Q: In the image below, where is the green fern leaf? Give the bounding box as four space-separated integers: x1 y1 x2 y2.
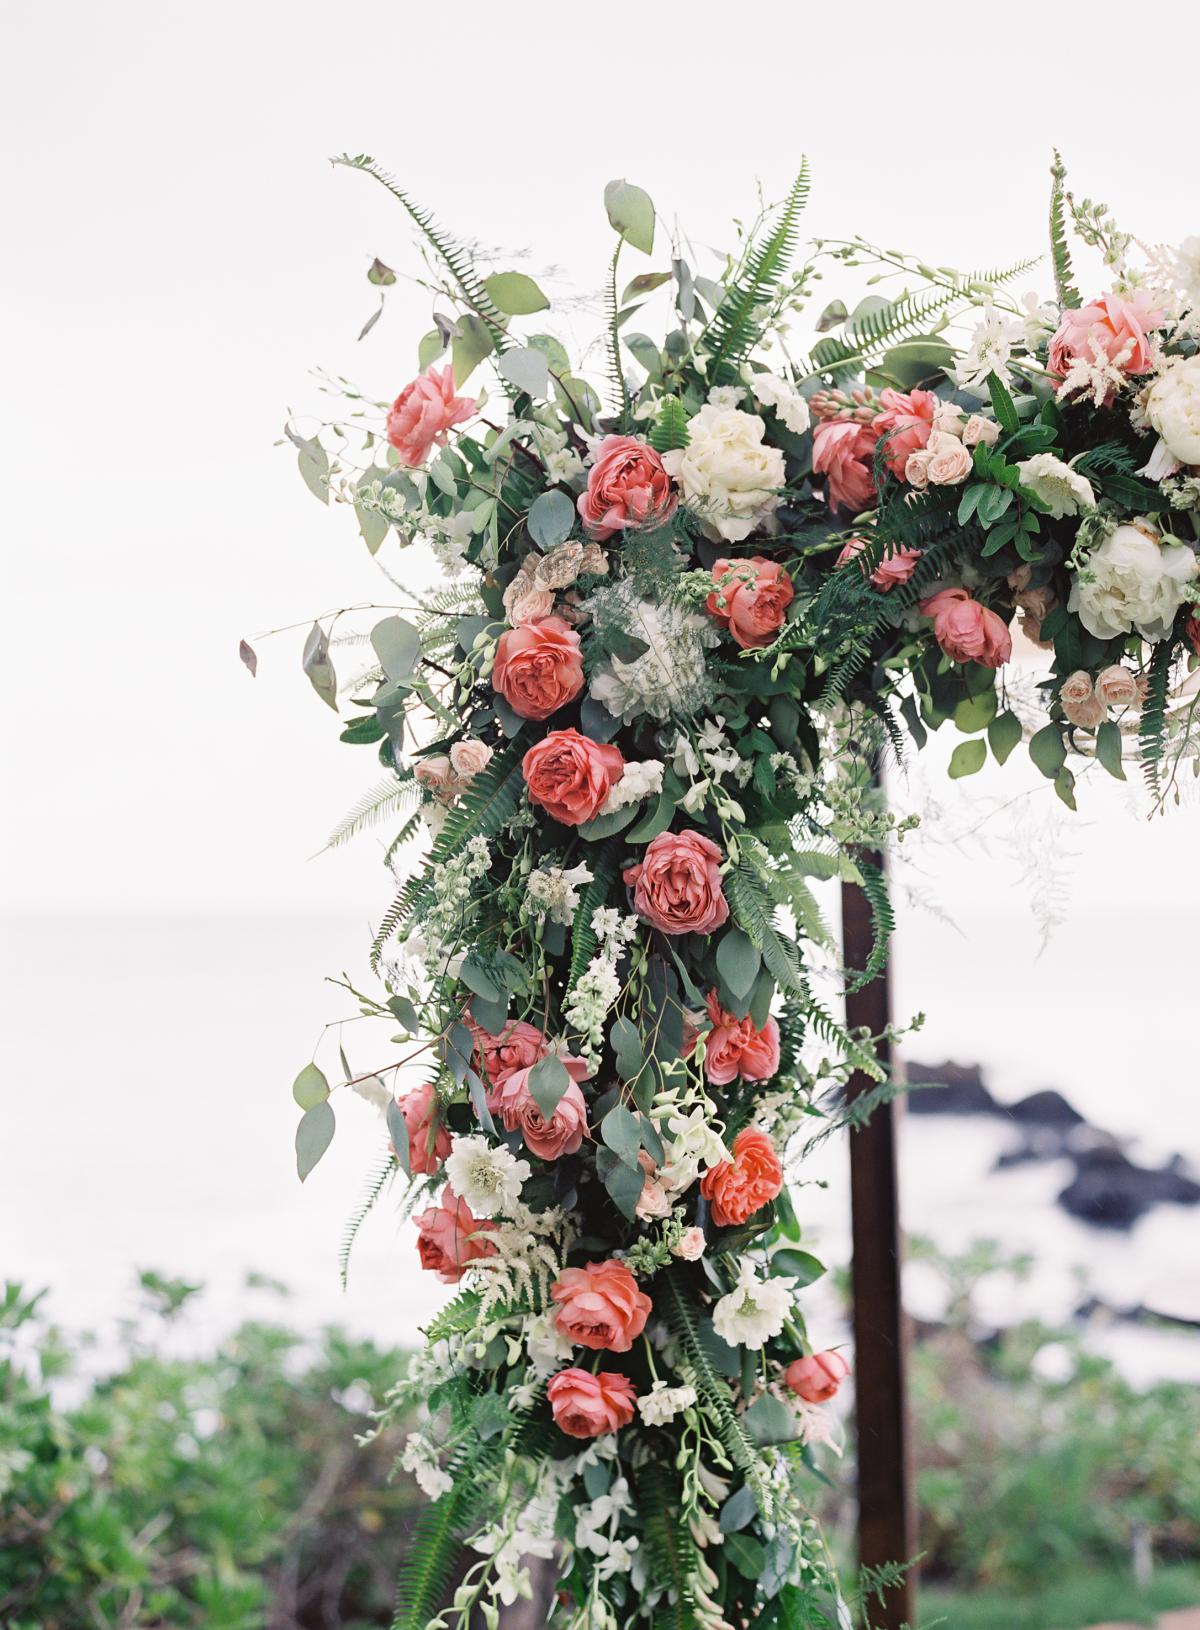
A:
648 395 690 453
325 772 421 851
704 163 810 377
1049 151 1081 310
568 841 620 989
339 1143 397 1289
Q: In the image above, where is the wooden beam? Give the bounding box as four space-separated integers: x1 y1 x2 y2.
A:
842 855 915 1627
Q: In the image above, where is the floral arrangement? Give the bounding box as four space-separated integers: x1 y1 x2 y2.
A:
260 153 1200 1629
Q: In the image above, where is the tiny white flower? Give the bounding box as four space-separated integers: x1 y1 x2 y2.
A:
955 303 1024 396
524 1311 575 1379
400 1432 453 1501
636 1380 698 1427
707 384 746 410
526 861 593 925
748 370 811 436
445 1134 532 1219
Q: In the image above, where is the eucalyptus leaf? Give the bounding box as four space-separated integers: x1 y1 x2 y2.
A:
987 709 1023 766
451 313 494 386
948 738 987 779
367 257 396 287
528 1056 571 1120
600 1104 642 1169
719 1483 758 1534
295 1100 335 1182
385 1098 410 1176
292 1063 329 1110
483 271 550 315
498 347 549 399
370 616 421 681
742 1391 800 1446
604 179 655 255
1029 724 1067 779
610 1017 645 1082
238 639 257 677
716 929 761 1003
527 489 576 549
302 622 338 711
1096 720 1126 780
603 1157 645 1221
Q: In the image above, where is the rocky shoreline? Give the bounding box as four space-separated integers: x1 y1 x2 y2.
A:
906 1061 1200 1230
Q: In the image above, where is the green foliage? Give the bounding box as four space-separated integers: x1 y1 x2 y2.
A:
339 1142 398 1288
567 842 620 989
636 1459 700 1629
704 164 810 377
648 394 691 452
1049 150 1082 310
325 773 422 850
1138 637 1175 802
0 1279 415 1630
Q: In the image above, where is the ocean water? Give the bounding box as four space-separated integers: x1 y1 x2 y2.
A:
3 899 1197 1383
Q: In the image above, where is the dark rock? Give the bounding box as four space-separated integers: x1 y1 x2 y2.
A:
1004 1089 1084 1127
1057 1145 1200 1230
906 1061 998 1116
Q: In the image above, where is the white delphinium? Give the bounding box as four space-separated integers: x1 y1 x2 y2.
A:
748 370 811 436
1016 454 1096 518
1068 519 1198 640
564 909 640 1067
588 589 719 723
712 1261 796 1350
526 861 593 926
445 1134 531 1219
662 405 787 542
400 1432 453 1501
955 303 1025 395
416 836 492 963
636 1380 698 1427
597 758 664 816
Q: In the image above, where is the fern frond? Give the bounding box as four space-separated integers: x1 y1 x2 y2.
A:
325 772 421 851
568 842 620 989
725 863 806 996
339 1143 397 1289
332 153 508 352
704 163 810 377
842 859 894 993
1049 151 1081 310
606 242 632 424
648 395 691 453
1139 638 1174 801
635 1459 699 1630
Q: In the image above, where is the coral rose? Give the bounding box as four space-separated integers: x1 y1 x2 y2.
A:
706 557 795 649
551 1259 652 1354
397 1080 451 1176
469 1018 548 1092
386 365 476 467
836 536 922 592
577 435 677 541
920 588 1012 669
871 388 937 479
1187 613 1200 659
624 830 729 937
494 1055 590 1160
492 615 584 721
812 419 879 515
703 991 780 1087
547 1368 637 1438
1048 290 1162 383
785 1350 850 1403
414 1189 496 1283
699 1126 783 1228
522 729 625 826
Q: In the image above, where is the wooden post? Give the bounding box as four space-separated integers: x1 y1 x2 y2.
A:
842 839 915 1627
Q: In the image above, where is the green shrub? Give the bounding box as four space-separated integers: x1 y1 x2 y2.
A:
0 1275 417 1629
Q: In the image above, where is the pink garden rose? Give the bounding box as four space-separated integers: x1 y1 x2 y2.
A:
785 1350 850 1403
522 729 625 826
386 365 476 467
396 1080 451 1176
577 435 677 541
1048 291 1163 384
493 1055 590 1159
836 536 922 591
1059 670 1107 729
699 1126 783 1228
469 1018 549 1093
920 588 1012 669
706 557 795 649
551 1259 652 1354
1094 665 1141 709
671 1226 707 1261
547 1368 637 1438
624 830 730 937
1188 614 1200 659
492 615 585 721
703 991 781 1086
414 1189 496 1283
871 388 937 479
812 419 879 514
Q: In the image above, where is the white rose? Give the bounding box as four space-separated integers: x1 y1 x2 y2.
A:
1146 355 1200 467
749 370 811 436
932 403 967 437
1016 453 1096 519
661 405 786 543
1068 520 1198 642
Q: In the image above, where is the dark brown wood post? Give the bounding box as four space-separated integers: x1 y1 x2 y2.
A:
842 829 915 1627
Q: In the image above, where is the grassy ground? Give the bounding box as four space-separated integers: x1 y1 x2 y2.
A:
920 1564 1200 1630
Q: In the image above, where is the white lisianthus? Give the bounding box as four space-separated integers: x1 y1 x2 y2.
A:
712 1261 795 1351
1068 521 1198 641
445 1134 532 1219
661 405 786 543
636 1380 698 1427
1016 453 1096 518
748 370 811 436
1145 355 1200 467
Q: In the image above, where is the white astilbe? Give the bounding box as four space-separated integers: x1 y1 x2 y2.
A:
1056 332 1136 407
467 1200 570 1321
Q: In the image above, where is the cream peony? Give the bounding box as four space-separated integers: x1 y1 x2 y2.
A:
1068 521 1198 642
662 405 786 543
1016 454 1095 519
711 1260 795 1350
1145 355 1200 467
